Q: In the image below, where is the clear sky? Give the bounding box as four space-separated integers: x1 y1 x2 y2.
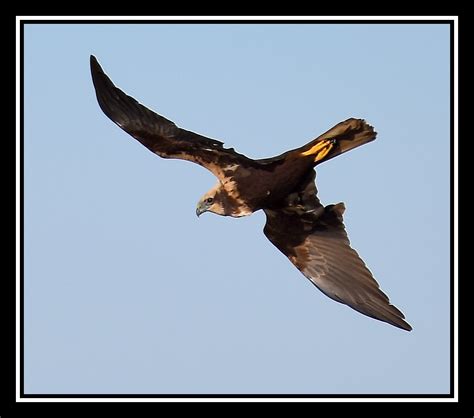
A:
23 22 451 395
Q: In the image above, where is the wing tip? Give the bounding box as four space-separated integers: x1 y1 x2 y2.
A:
90 55 103 77
388 315 412 331
403 323 413 331
378 303 413 331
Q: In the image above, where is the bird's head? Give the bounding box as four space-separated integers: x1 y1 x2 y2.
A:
196 182 252 218
196 183 227 217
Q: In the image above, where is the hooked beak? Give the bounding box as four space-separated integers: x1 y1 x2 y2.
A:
196 205 207 218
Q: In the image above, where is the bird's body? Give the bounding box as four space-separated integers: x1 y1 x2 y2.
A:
90 55 412 331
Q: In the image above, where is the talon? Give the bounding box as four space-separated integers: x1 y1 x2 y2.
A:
300 138 335 162
301 139 331 156
314 144 332 162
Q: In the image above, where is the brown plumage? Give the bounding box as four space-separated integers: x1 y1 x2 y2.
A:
90 55 412 331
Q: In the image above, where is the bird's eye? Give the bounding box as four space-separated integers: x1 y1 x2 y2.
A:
206 197 214 204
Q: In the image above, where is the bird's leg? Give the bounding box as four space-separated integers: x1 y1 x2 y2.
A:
301 139 336 163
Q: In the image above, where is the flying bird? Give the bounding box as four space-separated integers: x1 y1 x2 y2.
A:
90 55 411 331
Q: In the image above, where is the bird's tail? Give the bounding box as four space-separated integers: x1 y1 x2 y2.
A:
297 118 377 165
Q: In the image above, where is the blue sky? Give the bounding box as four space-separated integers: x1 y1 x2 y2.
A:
23 22 451 395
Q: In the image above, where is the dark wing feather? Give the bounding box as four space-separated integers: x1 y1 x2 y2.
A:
90 55 254 181
263 172 411 331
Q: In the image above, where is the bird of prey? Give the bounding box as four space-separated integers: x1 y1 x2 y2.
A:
90 55 412 331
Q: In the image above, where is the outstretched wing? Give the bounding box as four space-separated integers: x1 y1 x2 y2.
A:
90 55 254 181
263 172 411 331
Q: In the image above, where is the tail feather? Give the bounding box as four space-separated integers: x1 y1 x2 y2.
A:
298 118 377 165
